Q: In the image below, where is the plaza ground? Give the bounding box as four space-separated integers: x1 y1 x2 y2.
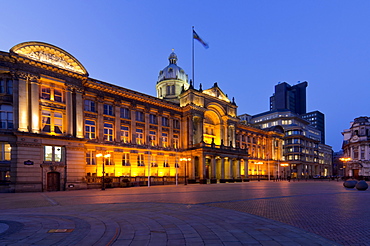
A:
0 180 368 245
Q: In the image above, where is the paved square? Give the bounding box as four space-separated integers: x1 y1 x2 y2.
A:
0 180 367 245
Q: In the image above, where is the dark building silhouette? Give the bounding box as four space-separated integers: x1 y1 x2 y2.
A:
270 81 308 115
301 111 325 144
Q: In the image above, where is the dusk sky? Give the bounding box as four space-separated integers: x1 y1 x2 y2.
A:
2 1 369 151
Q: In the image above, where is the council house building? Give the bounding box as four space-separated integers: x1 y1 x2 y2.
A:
0 42 284 192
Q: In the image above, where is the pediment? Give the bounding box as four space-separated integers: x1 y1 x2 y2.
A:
11 41 87 75
202 85 230 103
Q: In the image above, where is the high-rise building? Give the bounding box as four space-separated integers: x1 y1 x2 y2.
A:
301 111 325 144
270 81 308 115
270 81 325 144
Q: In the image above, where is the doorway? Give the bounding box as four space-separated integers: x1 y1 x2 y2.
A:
47 172 60 191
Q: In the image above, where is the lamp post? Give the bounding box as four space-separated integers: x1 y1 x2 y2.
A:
180 157 191 185
280 163 289 180
96 153 111 190
255 162 263 181
339 157 352 179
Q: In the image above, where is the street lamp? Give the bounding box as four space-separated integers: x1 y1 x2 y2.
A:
339 157 352 178
255 162 263 181
280 163 289 180
180 157 191 185
96 153 111 190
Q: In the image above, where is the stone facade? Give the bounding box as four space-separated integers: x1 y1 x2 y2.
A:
342 116 370 178
0 42 284 192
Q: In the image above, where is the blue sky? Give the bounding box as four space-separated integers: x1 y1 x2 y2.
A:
2 0 370 151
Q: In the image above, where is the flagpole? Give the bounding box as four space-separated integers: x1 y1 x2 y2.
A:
192 26 195 85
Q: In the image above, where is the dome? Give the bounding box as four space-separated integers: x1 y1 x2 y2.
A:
157 51 188 83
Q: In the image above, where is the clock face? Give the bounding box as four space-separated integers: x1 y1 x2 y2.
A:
351 135 359 142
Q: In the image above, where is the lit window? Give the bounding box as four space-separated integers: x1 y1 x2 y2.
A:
41 110 63 134
0 142 11 161
149 130 156 146
84 100 96 112
104 123 113 141
137 153 145 166
86 150 96 165
162 133 168 147
136 129 143 144
41 86 64 102
104 104 114 116
121 126 129 143
0 105 13 129
120 108 130 119
122 153 130 166
173 134 179 148
85 120 96 139
44 146 63 162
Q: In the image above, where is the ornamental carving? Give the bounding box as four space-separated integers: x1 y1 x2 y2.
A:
11 42 87 75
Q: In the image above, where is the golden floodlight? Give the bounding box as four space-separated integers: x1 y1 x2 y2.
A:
280 163 289 167
339 157 352 162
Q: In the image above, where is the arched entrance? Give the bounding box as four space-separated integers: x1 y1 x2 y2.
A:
47 172 60 191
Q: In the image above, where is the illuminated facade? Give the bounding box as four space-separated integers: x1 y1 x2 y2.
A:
249 110 332 178
342 117 370 178
0 42 283 192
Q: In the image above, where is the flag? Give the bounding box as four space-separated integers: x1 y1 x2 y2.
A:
193 30 209 49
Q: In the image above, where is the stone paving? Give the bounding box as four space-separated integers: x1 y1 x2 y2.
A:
0 180 367 245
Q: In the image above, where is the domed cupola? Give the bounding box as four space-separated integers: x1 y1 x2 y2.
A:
156 50 189 104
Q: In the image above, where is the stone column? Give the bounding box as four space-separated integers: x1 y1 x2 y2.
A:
115 103 121 142
75 88 84 138
221 157 225 179
211 156 216 179
29 76 40 133
65 85 73 136
130 108 136 143
97 97 105 141
17 73 29 132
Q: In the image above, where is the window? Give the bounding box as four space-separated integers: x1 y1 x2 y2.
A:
173 119 180 129
84 100 96 112
104 154 112 165
85 120 96 139
104 123 114 141
54 89 63 102
136 129 143 144
149 114 157 124
0 105 13 129
0 79 13 94
137 153 145 166
162 133 168 147
122 153 130 166
120 108 130 119
41 86 51 100
162 117 169 127
121 126 129 143
86 150 96 165
104 104 114 116
173 134 179 148
41 110 63 134
163 156 169 167
136 111 144 122
149 131 157 146
0 142 11 161
41 86 63 102
151 155 157 167
44 146 63 162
